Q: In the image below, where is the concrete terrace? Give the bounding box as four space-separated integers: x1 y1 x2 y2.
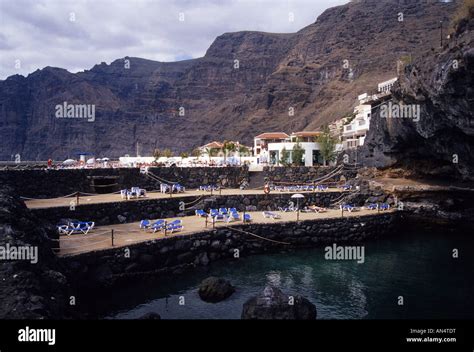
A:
25 187 347 209
56 208 395 256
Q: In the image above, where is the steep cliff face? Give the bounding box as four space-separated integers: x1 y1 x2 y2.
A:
360 11 474 181
0 187 71 318
0 0 456 160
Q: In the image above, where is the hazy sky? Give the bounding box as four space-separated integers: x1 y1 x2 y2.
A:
0 0 347 79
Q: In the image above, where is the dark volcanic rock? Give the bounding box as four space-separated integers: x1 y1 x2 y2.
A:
0 1 456 160
198 277 235 303
241 286 317 320
359 9 474 181
137 312 161 320
0 186 71 319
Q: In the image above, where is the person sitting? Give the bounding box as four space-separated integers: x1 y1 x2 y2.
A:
306 204 327 213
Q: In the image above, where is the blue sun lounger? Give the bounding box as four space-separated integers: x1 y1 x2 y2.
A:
172 183 185 193
140 219 151 229
58 221 95 235
366 203 378 210
212 213 226 222
243 213 252 223
209 209 220 217
263 211 281 219
150 219 166 233
195 209 207 217
227 211 240 222
164 220 183 234
379 203 390 211
340 204 357 212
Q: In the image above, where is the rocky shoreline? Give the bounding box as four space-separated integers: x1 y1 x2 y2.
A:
1 172 473 319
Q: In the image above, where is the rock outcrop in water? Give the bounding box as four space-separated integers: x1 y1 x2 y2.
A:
360 7 474 181
241 286 316 320
0 187 71 319
198 277 235 303
0 1 456 160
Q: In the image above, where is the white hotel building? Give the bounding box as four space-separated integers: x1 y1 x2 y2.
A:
254 131 325 167
341 77 397 149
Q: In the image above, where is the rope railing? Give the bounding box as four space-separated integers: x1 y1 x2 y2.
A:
221 225 290 245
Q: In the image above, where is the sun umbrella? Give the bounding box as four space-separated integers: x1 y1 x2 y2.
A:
86 158 95 164
291 193 305 221
62 159 76 165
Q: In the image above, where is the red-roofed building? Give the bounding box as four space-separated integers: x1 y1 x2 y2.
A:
254 132 290 159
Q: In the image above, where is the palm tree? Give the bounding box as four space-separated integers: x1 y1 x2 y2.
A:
204 147 212 162
238 145 249 165
223 141 236 163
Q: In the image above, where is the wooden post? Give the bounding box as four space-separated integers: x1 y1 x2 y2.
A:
219 187 222 196
243 209 246 223
111 229 114 246
205 216 208 228
341 207 344 218
164 220 168 236
212 217 215 229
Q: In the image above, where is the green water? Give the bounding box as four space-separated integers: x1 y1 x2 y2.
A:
104 227 474 319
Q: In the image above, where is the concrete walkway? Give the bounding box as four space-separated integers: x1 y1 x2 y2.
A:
56 208 394 257
26 187 347 209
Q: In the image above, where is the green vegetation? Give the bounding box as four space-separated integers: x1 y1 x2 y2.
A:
191 148 201 157
162 149 173 158
316 125 337 166
280 147 291 166
153 148 163 160
291 143 305 166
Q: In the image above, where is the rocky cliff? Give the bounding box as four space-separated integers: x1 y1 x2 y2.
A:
360 5 474 181
0 0 456 160
0 187 72 318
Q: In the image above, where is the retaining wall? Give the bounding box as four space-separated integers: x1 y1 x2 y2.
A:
31 192 345 226
0 167 248 198
60 212 398 290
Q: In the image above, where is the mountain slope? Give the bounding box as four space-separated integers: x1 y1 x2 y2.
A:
0 0 457 160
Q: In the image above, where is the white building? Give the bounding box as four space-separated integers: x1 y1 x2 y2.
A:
254 132 290 164
263 131 324 167
378 77 398 93
339 78 398 150
342 102 372 149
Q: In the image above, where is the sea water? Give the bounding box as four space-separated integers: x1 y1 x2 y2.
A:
101 228 473 319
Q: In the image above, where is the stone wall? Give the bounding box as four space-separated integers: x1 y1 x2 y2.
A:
0 167 248 198
31 192 344 226
60 212 399 291
262 166 357 184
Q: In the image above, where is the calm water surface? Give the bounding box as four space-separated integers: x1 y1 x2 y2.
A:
103 228 473 319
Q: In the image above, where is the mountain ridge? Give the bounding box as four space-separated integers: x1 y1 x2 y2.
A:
0 0 457 160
